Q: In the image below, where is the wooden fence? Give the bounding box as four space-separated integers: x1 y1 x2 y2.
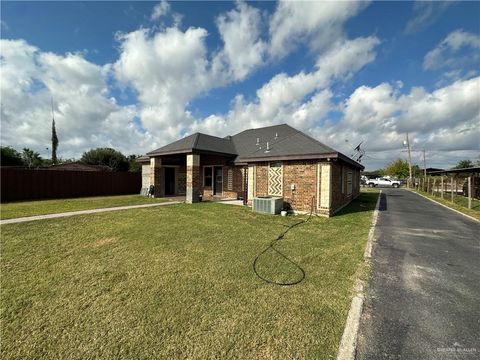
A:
413 175 479 210
0 168 141 202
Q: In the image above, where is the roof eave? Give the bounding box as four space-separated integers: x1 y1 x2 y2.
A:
234 152 364 170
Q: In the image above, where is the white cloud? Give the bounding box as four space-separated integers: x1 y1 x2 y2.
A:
423 29 480 70
0 39 153 159
316 76 480 169
405 1 454 34
113 26 220 144
214 1 266 81
151 0 170 21
189 36 380 136
268 0 369 59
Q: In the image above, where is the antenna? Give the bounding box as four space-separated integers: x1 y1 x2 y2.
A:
354 141 363 152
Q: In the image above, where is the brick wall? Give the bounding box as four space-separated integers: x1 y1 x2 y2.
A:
249 159 361 216
221 166 245 199
255 163 269 196
283 161 317 212
330 161 360 214
141 164 150 189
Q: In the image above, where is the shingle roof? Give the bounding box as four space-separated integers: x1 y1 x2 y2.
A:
145 124 363 169
147 133 236 156
231 124 336 161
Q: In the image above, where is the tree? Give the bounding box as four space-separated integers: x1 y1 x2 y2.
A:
383 159 411 179
1 146 24 166
453 159 474 169
51 119 59 164
22 148 44 168
127 155 142 172
81 148 129 171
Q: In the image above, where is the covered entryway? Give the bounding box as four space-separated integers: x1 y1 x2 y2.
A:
164 167 175 196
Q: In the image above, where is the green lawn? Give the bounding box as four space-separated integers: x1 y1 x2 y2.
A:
0 195 168 220
1 191 378 359
411 189 480 221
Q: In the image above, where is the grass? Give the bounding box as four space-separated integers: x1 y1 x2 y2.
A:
1 191 378 359
411 189 480 221
0 195 168 220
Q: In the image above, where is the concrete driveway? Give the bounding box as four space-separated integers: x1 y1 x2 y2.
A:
356 188 479 359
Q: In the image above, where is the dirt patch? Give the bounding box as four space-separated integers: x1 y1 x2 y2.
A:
86 237 117 248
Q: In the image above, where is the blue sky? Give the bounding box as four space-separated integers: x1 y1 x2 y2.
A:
1 1 479 169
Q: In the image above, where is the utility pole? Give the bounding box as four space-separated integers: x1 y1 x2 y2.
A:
405 133 413 188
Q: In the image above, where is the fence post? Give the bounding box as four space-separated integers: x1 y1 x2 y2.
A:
451 176 454 202
427 177 430 193
441 176 444 199
468 176 472 209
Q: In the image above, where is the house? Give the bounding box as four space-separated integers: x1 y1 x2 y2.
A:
139 124 363 216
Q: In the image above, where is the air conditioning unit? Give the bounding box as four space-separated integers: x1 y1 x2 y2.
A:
252 196 283 215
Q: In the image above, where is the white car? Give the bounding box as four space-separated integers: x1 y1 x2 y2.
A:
367 177 401 188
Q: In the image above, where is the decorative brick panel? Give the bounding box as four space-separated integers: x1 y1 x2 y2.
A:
268 163 283 196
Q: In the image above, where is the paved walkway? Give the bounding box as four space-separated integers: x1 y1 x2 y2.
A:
356 188 480 359
0 201 180 225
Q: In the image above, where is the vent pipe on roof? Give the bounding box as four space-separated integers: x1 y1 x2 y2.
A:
274 132 278 140
265 142 270 153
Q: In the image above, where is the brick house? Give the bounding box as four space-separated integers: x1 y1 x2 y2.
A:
140 124 363 216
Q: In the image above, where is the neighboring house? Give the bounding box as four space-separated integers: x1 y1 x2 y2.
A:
140 124 363 216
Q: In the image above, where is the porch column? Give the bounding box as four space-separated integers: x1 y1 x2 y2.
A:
150 157 163 197
186 153 201 203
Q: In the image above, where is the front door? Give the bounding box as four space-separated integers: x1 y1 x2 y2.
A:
213 166 223 195
164 167 175 195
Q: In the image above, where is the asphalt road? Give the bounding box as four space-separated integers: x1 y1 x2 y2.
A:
356 188 480 359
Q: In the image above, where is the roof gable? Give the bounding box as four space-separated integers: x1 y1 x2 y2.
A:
147 132 236 156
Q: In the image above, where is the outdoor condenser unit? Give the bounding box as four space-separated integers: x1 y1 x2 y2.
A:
252 196 283 215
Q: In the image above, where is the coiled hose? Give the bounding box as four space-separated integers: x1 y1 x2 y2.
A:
252 197 315 286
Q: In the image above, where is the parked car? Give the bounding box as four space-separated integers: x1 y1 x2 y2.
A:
366 177 401 188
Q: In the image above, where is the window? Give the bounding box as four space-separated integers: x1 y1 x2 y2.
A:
347 172 353 195
204 167 212 187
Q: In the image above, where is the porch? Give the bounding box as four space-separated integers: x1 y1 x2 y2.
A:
146 152 247 204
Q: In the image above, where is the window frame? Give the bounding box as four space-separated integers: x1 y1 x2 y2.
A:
203 166 213 187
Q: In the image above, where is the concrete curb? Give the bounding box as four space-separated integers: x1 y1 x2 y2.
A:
407 189 479 223
0 201 181 225
336 190 382 360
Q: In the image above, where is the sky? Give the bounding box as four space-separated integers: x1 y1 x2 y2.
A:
1 1 479 170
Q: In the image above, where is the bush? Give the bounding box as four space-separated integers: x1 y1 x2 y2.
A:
81 148 130 171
